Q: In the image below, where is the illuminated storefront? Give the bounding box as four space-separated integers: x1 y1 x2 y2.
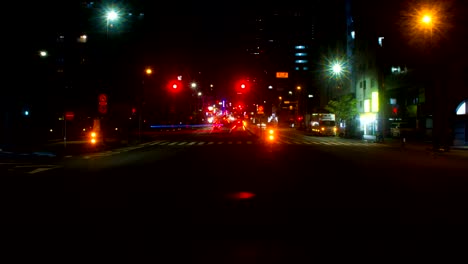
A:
359 92 380 136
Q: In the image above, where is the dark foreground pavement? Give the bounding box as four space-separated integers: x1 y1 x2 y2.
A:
0 136 151 159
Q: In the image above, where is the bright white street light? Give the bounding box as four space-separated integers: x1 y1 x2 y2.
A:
332 63 343 75
107 10 118 21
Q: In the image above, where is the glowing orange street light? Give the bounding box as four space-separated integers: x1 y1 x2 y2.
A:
422 14 432 24
401 1 451 47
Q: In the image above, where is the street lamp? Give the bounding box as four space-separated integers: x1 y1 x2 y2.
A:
401 1 451 48
145 68 153 75
106 10 118 38
332 63 343 76
138 67 153 142
400 1 454 150
325 59 347 102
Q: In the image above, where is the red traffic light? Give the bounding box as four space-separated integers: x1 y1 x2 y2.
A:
167 79 182 91
235 79 250 94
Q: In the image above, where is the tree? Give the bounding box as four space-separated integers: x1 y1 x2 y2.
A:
324 94 358 122
324 94 359 137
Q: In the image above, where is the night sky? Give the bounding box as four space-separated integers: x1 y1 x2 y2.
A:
7 0 468 98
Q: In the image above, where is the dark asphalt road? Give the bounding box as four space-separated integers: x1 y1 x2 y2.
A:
2 127 467 261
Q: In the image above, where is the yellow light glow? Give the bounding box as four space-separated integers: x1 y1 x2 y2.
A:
364 99 370 113
401 1 452 47
372 92 379 112
422 15 432 24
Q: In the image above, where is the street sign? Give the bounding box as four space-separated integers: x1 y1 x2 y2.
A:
276 72 288 78
65 111 74 121
258 105 264 115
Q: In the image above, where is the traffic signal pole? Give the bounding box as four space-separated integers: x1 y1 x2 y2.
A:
63 113 67 149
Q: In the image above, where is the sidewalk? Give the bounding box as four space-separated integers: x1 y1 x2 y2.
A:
362 134 468 150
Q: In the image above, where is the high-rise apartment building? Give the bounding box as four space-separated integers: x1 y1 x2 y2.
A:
242 2 347 122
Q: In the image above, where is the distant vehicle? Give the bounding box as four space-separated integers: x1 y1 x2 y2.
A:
212 119 223 131
230 118 246 132
310 113 337 136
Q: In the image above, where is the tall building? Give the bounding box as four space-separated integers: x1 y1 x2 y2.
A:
242 1 346 125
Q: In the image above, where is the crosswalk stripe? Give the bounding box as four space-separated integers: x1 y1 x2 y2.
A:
77 140 392 159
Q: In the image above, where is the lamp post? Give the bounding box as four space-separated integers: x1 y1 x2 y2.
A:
327 61 344 102
296 86 302 128
421 14 433 42
138 67 153 142
106 10 118 39
403 2 448 149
